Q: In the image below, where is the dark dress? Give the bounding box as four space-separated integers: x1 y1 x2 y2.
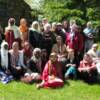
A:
42 31 56 57
27 59 42 74
55 29 66 43
29 29 43 48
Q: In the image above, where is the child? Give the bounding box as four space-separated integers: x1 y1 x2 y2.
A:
65 49 79 79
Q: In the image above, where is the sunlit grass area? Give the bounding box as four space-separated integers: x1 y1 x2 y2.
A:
0 80 100 100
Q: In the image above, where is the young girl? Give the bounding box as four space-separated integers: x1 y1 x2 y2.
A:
65 49 79 79
36 52 64 89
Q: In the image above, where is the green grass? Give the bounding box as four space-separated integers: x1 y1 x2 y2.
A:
0 80 100 100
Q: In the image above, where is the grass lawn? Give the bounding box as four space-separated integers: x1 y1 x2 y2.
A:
0 80 100 100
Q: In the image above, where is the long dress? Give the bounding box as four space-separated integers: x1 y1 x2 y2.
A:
42 60 64 88
5 29 14 49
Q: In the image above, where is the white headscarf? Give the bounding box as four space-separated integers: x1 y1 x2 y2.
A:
1 41 8 69
32 48 42 72
32 48 41 62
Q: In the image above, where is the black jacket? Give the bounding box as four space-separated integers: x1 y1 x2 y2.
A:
29 29 43 48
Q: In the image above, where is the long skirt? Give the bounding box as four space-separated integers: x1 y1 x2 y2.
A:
43 76 64 88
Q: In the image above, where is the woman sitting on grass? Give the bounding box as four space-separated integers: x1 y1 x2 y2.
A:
21 48 42 84
78 53 97 83
36 52 64 89
65 49 79 80
9 42 26 80
0 41 13 84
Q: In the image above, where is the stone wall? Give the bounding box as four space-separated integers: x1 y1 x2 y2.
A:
0 0 32 28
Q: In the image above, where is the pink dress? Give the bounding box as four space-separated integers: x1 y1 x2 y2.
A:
42 60 64 88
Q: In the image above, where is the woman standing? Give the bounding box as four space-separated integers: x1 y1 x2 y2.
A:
19 18 29 46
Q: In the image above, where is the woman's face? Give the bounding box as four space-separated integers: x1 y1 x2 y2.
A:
50 54 58 63
63 21 68 28
93 46 98 52
45 26 51 33
68 50 74 58
13 42 19 52
87 23 92 28
72 26 78 33
20 19 27 26
34 51 41 58
84 54 91 62
52 23 57 30
24 42 30 50
56 36 62 44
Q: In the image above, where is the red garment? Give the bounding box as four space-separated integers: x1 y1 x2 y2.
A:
23 47 32 59
78 33 84 52
79 60 96 71
42 60 64 88
5 30 14 49
65 32 84 53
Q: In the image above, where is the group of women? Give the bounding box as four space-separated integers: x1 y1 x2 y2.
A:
0 17 99 89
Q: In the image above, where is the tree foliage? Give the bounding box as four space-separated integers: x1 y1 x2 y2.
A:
41 0 100 26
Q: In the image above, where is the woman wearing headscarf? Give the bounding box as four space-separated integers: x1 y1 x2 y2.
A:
29 21 43 49
21 48 42 84
5 18 21 49
27 48 42 74
0 41 13 84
